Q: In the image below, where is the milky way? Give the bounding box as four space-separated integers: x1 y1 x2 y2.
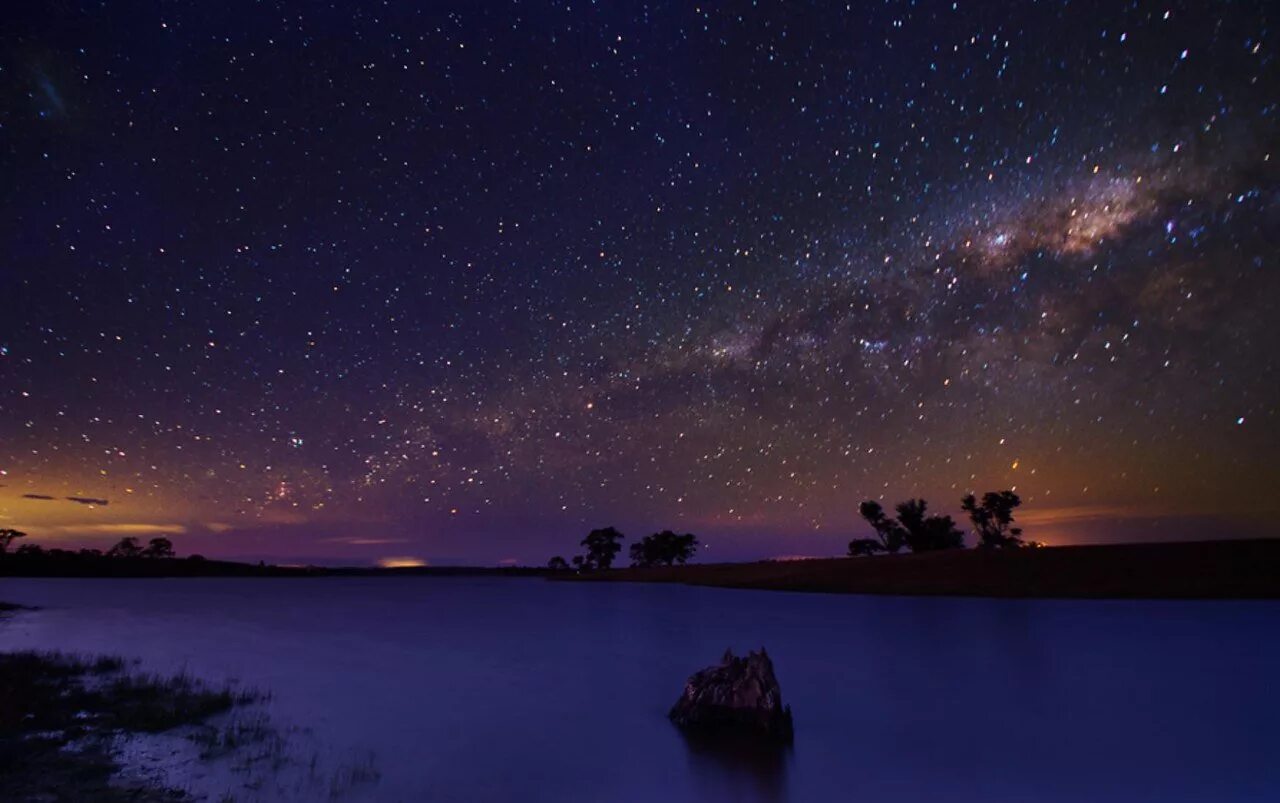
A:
2 1 1276 563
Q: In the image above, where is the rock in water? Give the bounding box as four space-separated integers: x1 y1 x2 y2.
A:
668 648 794 743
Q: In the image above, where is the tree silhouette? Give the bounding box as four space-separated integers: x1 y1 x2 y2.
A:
580 526 625 570
895 498 965 551
857 501 906 553
106 537 143 558
547 555 570 571
142 537 175 558
857 498 964 553
629 530 699 567
0 528 27 554
962 490 1024 548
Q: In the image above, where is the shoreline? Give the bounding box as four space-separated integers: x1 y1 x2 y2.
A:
556 539 1280 600
0 557 551 580
0 617 381 801
4 539 1277 599
0 650 258 801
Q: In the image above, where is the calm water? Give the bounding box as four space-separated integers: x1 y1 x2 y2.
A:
1 577 1276 802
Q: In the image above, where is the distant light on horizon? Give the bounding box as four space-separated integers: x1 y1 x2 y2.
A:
377 557 428 569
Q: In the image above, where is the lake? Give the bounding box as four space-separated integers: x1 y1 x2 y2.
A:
1 577 1276 802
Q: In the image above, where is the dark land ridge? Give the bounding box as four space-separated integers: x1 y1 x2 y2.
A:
557 539 1280 599
0 551 549 579
3 539 1277 598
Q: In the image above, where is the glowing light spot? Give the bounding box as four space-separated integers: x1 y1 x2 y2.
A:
377 557 428 569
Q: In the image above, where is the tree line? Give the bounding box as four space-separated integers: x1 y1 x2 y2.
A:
848 490 1027 556
547 490 1029 572
4 490 1030 573
0 530 186 561
547 527 700 571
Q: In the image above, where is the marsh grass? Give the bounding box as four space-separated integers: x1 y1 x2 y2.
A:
326 752 382 800
191 712 283 765
0 650 260 801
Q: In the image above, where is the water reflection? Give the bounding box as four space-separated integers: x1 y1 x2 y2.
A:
681 729 792 803
0 578 1276 802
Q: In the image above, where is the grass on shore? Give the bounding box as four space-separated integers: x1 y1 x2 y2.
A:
0 650 258 802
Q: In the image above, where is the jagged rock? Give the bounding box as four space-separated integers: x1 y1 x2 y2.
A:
668 647 794 743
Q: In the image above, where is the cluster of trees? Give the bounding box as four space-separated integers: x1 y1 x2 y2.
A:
0 530 182 561
629 530 699 568
849 490 1026 556
547 526 700 571
106 536 177 559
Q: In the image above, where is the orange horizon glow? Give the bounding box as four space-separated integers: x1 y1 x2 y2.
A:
376 556 428 569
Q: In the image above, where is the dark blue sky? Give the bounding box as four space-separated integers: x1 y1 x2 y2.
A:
2 1 1276 564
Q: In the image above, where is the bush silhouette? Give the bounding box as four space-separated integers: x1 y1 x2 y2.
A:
546 556 570 571
847 537 885 557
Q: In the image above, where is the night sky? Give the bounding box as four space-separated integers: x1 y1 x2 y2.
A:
2 1 1277 565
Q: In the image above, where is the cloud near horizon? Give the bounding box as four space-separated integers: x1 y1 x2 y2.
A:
17 493 111 506
39 523 188 537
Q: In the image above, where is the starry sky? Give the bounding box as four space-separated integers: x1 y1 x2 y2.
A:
2 1 1277 566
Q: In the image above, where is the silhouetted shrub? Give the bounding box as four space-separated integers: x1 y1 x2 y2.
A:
847 538 885 557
